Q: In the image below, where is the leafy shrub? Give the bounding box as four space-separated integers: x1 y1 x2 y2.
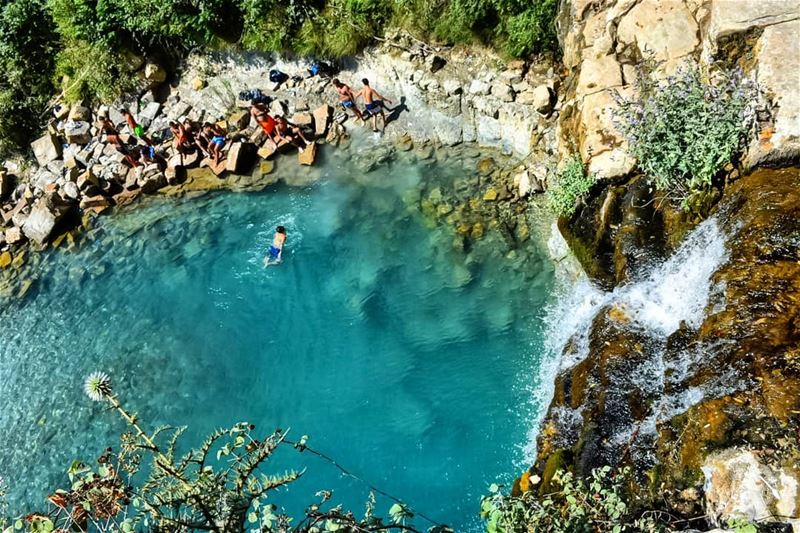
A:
0 372 452 533
613 60 757 203
481 466 664 533
53 39 138 104
547 155 594 217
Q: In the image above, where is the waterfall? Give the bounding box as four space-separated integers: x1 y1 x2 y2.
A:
526 217 729 462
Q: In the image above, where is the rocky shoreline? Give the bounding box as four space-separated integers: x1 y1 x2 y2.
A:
0 35 562 299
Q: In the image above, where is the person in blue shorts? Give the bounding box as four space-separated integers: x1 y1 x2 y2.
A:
201 122 227 164
264 226 287 266
332 79 364 121
356 78 393 133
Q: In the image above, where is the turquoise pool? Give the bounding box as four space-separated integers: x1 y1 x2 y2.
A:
0 147 555 531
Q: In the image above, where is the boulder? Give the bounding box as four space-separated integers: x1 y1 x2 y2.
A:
138 173 167 194
31 133 62 166
492 82 514 102
706 0 799 52
5 226 23 245
745 20 800 169
77 170 99 192
516 170 532 197
191 77 206 91
64 121 92 145
168 101 192 121
468 80 491 96
61 181 79 200
22 197 69 245
138 102 162 128
291 112 313 126
532 85 554 115
0 251 11 269
80 195 111 213
298 142 317 166
443 79 463 95
225 142 257 174
143 62 167 85
258 139 278 159
270 99 288 117
228 110 250 131
616 0 699 61
68 105 91 122
313 104 332 136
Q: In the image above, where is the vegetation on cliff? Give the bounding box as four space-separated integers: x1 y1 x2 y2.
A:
613 60 757 210
0 0 558 157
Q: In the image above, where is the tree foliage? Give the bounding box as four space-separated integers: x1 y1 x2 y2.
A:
0 0 558 156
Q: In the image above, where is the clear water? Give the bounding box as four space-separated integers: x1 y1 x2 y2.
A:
0 148 555 531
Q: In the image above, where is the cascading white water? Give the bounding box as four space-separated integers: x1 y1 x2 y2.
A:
526 217 729 462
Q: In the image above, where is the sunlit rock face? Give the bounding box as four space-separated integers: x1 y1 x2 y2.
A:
555 0 800 183
534 167 800 520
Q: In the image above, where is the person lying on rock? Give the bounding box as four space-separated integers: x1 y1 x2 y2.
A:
121 109 152 145
264 225 287 267
201 122 227 164
98 113 139 168
170 121 196 155
332 79 364 122
355 78 393 133
274 116 309 151
250 100 278 142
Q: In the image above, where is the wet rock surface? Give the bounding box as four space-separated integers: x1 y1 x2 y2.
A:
534 167 800 525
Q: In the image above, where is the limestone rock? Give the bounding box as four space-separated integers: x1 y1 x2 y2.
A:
746 20 800 168
64 121 91 145
191 78 206 91
443 79 463 95
31 133 62 166
270 99 288 117
144 62 167 85
491 82 515 102
5 226 23 245
0 251 11 269
706 0 799 52
313 104 332 137
298 142 317 166
483 187 498 201
225 142 257 174
22 197 68 245
77 170 99 192
616 0 700 61
68 105 91 122
532 85 554 115
228 110 250 131
62 181 79 200
138 102 162 128
703 449 799 525
577 54 622 98
468 80 491 96
291 112 313 126
80 195 111 212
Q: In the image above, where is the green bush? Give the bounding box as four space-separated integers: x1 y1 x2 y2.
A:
547 155 594 217
613 60 757 205
481 467 664 533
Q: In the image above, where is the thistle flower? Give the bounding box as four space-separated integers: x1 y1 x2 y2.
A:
84 371 113 402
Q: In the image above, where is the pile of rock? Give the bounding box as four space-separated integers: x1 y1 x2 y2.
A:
2 74 340 273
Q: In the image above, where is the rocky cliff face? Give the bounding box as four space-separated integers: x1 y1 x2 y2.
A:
534 0 800 527
555 0 799 179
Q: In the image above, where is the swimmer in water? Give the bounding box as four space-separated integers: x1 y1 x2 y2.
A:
264 225 287 266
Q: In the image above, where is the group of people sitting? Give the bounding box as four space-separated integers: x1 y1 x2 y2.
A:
93 73 394 175
333 77 393 133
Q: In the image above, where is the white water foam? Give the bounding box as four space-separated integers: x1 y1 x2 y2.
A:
525 217 729 462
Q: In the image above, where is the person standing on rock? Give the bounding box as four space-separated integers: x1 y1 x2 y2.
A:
121 109 152 145
332 79 364 122
250 100 278 142
356 78 392 133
